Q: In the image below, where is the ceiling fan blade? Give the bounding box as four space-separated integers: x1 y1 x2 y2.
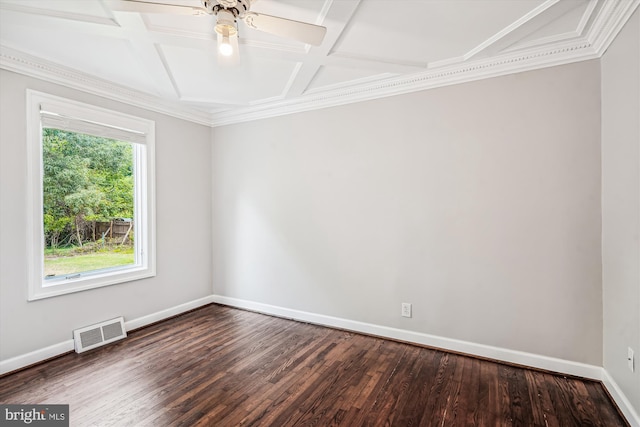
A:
243 12 326 46
105 0 206 15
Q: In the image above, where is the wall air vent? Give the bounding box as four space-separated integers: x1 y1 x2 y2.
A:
73 317 127 353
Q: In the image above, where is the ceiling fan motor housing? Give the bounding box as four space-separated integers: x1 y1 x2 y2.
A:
202 0 251 18
218 0 238 7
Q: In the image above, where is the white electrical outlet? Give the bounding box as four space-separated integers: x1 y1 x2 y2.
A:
401 303 412 318
629 347 635 372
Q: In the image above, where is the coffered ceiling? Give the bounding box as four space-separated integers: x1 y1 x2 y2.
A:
0 0 637 126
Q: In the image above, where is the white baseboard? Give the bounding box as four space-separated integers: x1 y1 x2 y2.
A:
124 295 215 331
0 340 75 376
602 370 640 427
3 293 637 427
0 295 215 376
211 295 603 379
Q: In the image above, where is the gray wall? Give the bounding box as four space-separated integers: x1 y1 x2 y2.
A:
0 70 213 360
602 8 640 413
211 60 603 365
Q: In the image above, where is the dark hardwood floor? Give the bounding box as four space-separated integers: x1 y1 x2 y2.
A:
0 304 628 426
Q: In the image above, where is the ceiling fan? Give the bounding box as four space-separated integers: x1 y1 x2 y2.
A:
107 0 327 62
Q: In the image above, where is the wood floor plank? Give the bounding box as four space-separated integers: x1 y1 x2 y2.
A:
394 349 441 426
0 304 629 427
457 356 481 426
417 352 459 426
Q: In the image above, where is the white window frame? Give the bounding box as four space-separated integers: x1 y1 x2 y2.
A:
26 90 156 301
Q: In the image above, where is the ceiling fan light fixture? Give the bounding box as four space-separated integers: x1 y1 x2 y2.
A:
215 9 238 56
219 33 233 56
108 0 326 63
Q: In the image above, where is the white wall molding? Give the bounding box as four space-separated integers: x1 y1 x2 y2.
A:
0 340 75 377
124 295 214 331
0 46 213 127
210 295 602 380
0 295 214 376
1 1 637 128
588 0 640 53
208 39 599 126
602 370 640 427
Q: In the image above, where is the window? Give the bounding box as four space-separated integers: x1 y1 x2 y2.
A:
27 90 156 300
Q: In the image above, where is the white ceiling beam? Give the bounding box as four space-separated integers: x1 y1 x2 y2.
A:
464 0 585 61
0 7 123 37
282 0 361 98
0 1 118 26
113 13 182 98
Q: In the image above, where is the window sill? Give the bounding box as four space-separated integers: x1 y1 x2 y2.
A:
28 266 156 301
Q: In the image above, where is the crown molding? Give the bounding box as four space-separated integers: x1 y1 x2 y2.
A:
209 0 637 127
0 46 213 126
1 0 637 128
588 0 639 52
209 39 600 127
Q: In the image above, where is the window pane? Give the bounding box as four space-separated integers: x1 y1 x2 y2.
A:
42 128 137 280
28 90 156 300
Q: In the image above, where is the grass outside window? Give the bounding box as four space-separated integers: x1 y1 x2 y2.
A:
44 246 135 278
